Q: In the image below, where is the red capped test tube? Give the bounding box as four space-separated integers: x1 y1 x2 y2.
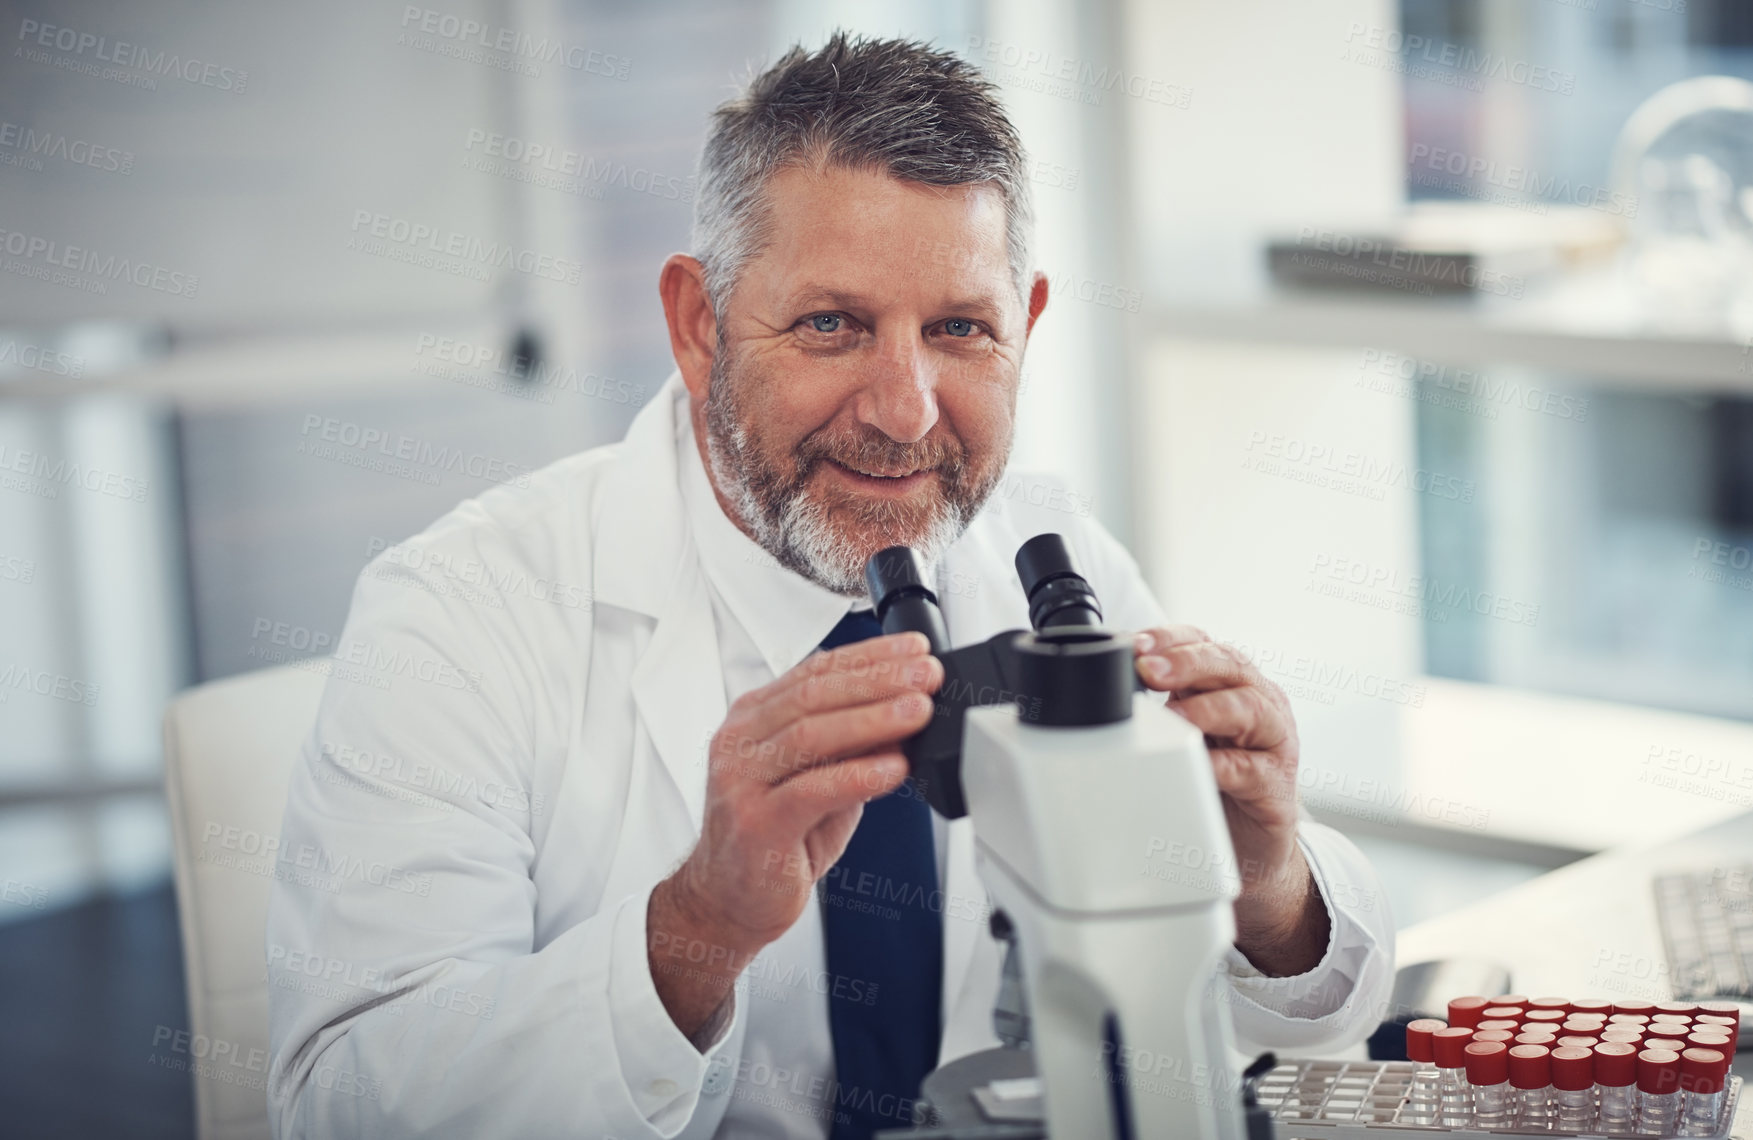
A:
1433 1027 1475 1127
1403 1018 1445 1124
1696 1001 1740 1026
1694 1014 1738 1052
1447 996 1490 1030
1550 1046 1595 1131
1508 1044 1553 1131
1637 1048 1683 1135
1679 1047 1730 1134
1465 1042 1512 1129
1593 1042 1638 1132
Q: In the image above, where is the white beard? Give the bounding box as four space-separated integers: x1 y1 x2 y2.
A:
704 413 968 599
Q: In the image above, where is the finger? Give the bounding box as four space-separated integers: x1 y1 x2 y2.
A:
741 636 941 739
1167 685 1289 751
773 752 911 830
1140 640 1258 696
1133 625 1210 654
767 691 935 774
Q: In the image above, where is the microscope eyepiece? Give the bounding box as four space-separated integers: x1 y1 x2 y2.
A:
864 545 949 653
1014 533 1103 631
860 533 1134 818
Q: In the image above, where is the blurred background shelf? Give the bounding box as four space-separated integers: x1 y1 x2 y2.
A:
1154 275 1753 392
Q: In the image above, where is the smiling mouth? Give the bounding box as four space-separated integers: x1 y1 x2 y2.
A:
835 460 920 479
824 458 935 491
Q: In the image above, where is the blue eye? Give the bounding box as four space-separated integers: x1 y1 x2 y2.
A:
944 318 975 338
810 313 843 333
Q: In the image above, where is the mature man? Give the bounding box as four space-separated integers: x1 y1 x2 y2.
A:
267 34 1392 1140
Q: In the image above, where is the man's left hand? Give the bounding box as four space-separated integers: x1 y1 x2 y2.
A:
1134 625 1330 977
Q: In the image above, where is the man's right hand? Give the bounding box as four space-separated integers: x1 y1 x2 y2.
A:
646 630 942 1044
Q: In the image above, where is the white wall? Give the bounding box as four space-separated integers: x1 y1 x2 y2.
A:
0 0 514 329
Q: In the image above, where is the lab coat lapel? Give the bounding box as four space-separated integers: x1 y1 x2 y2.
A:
596 374 725 833
629 565 724 833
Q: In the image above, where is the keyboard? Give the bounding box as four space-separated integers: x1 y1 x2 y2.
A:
1653 865 1753 1001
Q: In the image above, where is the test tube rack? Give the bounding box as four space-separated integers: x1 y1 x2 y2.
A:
1258 1059 1742 1139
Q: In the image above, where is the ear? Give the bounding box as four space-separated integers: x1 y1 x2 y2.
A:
1023 271 1049 338
660 253 717 403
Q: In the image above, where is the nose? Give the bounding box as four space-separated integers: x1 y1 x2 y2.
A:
855 331 939 444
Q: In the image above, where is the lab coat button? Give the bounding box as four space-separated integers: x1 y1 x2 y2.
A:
648 1077 679 1099
702 1059 731 1094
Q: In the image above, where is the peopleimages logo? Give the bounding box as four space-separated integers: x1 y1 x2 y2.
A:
397 6 629 80
297 414 533 489
462 130 692 202
1407 143 1636 218
0 121 133 175
0 225 199 298
412 334 645 406
1342 22 1576 95
15 18 249 92
347 211 582 285
0 337 84 378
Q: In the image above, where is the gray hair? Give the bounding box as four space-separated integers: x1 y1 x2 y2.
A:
691 32 1034 316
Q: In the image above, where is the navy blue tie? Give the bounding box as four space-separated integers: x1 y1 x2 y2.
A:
817 609 942 1140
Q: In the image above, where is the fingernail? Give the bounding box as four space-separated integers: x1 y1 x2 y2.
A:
1143 657 1170 682
1135 631 1156 652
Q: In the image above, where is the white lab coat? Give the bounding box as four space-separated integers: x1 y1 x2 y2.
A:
266 373 1394 1139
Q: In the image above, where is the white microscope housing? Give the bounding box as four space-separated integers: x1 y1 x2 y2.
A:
963 690 1245 1140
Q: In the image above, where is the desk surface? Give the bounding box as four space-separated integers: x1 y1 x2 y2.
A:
1397 807 1753 1134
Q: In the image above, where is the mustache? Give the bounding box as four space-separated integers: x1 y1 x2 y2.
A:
796 426 966 480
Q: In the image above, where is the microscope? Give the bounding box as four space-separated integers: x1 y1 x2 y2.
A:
863 535 1271 1140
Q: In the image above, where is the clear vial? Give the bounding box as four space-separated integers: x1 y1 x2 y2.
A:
1677 1046 1728 1136
1433 1027 1477 1128
1636 1048 1682 1137
1638 1089 1680 1135
1437 1066 1472 1127
1549 1045 1597 1132
1508 1043 1556 1133
1472 1080 1512 1129
1680 1088 1725 1135
1593 1042 1641 1135
1554 1086 1595 1131
1516 1086 1554 1132
1403 1063 1440 1124
1599 1084 1638 1134
1465 1041 1513 1129
1402 1018 1446 1125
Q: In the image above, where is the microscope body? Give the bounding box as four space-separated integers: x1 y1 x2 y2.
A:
864 534 1252 1139
963 694 1245 1140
